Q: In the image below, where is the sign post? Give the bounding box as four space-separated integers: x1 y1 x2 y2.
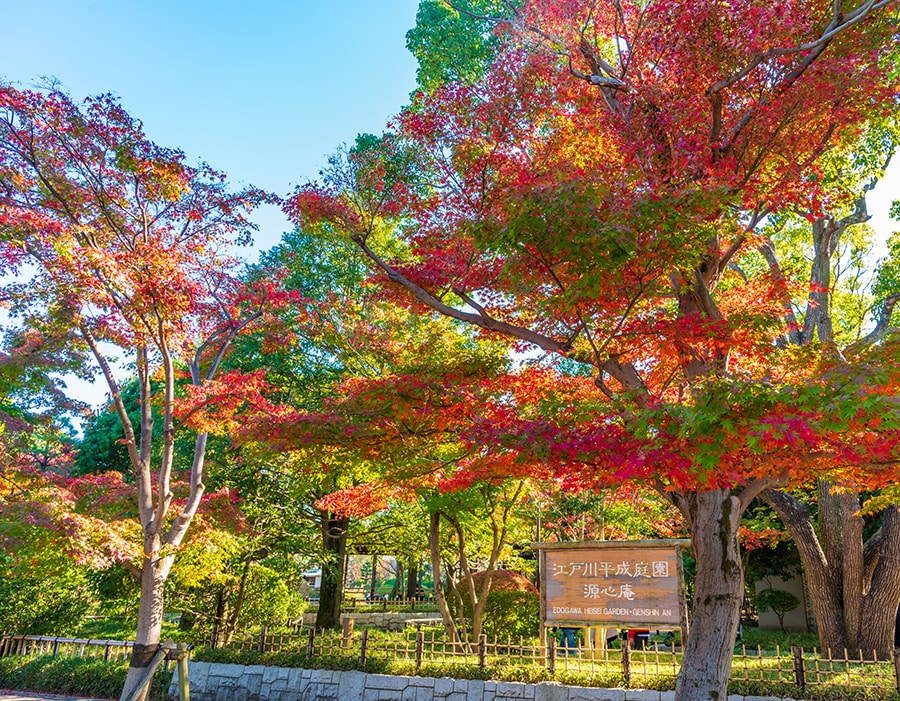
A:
535 540 690 648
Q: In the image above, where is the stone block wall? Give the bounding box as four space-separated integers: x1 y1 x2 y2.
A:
171 661 810 701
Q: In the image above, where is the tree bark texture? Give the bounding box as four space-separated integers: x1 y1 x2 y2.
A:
763 486 900 658
315 513 349 629
675 490 744 701
119 550 174 701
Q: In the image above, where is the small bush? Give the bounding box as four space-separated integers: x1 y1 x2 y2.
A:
481 590 540 639
739 626 820 650
0 655 171 701
0 568 96 635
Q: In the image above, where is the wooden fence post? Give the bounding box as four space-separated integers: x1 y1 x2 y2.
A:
341 618 354 649
306 628 315 658
478 634 487 669
52 638 60 657
547 637 556 675
258 625 267 654
621 635 631 686
360 629 369 668
415 631 424 671
175 643 190 701
791 647 805 690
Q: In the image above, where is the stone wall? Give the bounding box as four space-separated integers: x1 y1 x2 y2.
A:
171 661 809 701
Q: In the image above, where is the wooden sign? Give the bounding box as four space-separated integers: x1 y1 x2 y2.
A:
537 541 687 629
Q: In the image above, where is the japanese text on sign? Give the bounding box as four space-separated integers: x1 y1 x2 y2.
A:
550 560 670 579
541 545 683 626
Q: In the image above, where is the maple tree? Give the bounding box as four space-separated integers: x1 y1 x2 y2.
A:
426 479 530 647
0 84 279 700
290 1 900 698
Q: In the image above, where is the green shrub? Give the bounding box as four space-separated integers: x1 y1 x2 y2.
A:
480 590 540 639
0 655 170 700
739 626 820 650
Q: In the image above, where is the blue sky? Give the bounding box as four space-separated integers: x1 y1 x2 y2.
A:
1 1 896 257
1 1 422 412
1 1 422 254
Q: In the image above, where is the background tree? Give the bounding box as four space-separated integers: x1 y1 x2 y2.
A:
0 460 97 634
0 85 277 700
754 587 801 633
406 0 515 92
754 119 900 656
231 218 388 629
0 318 85 464
426 479 529 648
239 136 511 627
349 500 431 601
290 2 900 699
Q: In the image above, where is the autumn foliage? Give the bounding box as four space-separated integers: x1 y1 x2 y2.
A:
286 1 899 698
0 84 284 700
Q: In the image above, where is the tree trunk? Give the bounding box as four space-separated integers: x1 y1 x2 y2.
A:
369 554 378 601
429 512 463 644
390 563 404 599
406 561 418 600
315 513 349 629
211 587 226 648
675 490 744 701
221 559 252 645
119 552 173 701
763 488 900 658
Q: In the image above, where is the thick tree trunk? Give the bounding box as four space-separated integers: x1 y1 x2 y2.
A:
315 513 349 629
119 552 173 701
406 561 418 600
675 490 744 701
763 488 900 658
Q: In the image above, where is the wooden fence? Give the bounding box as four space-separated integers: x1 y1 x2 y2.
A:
0 635 135 662
4 630 900 699
0 635 189 676
214 626 900 698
